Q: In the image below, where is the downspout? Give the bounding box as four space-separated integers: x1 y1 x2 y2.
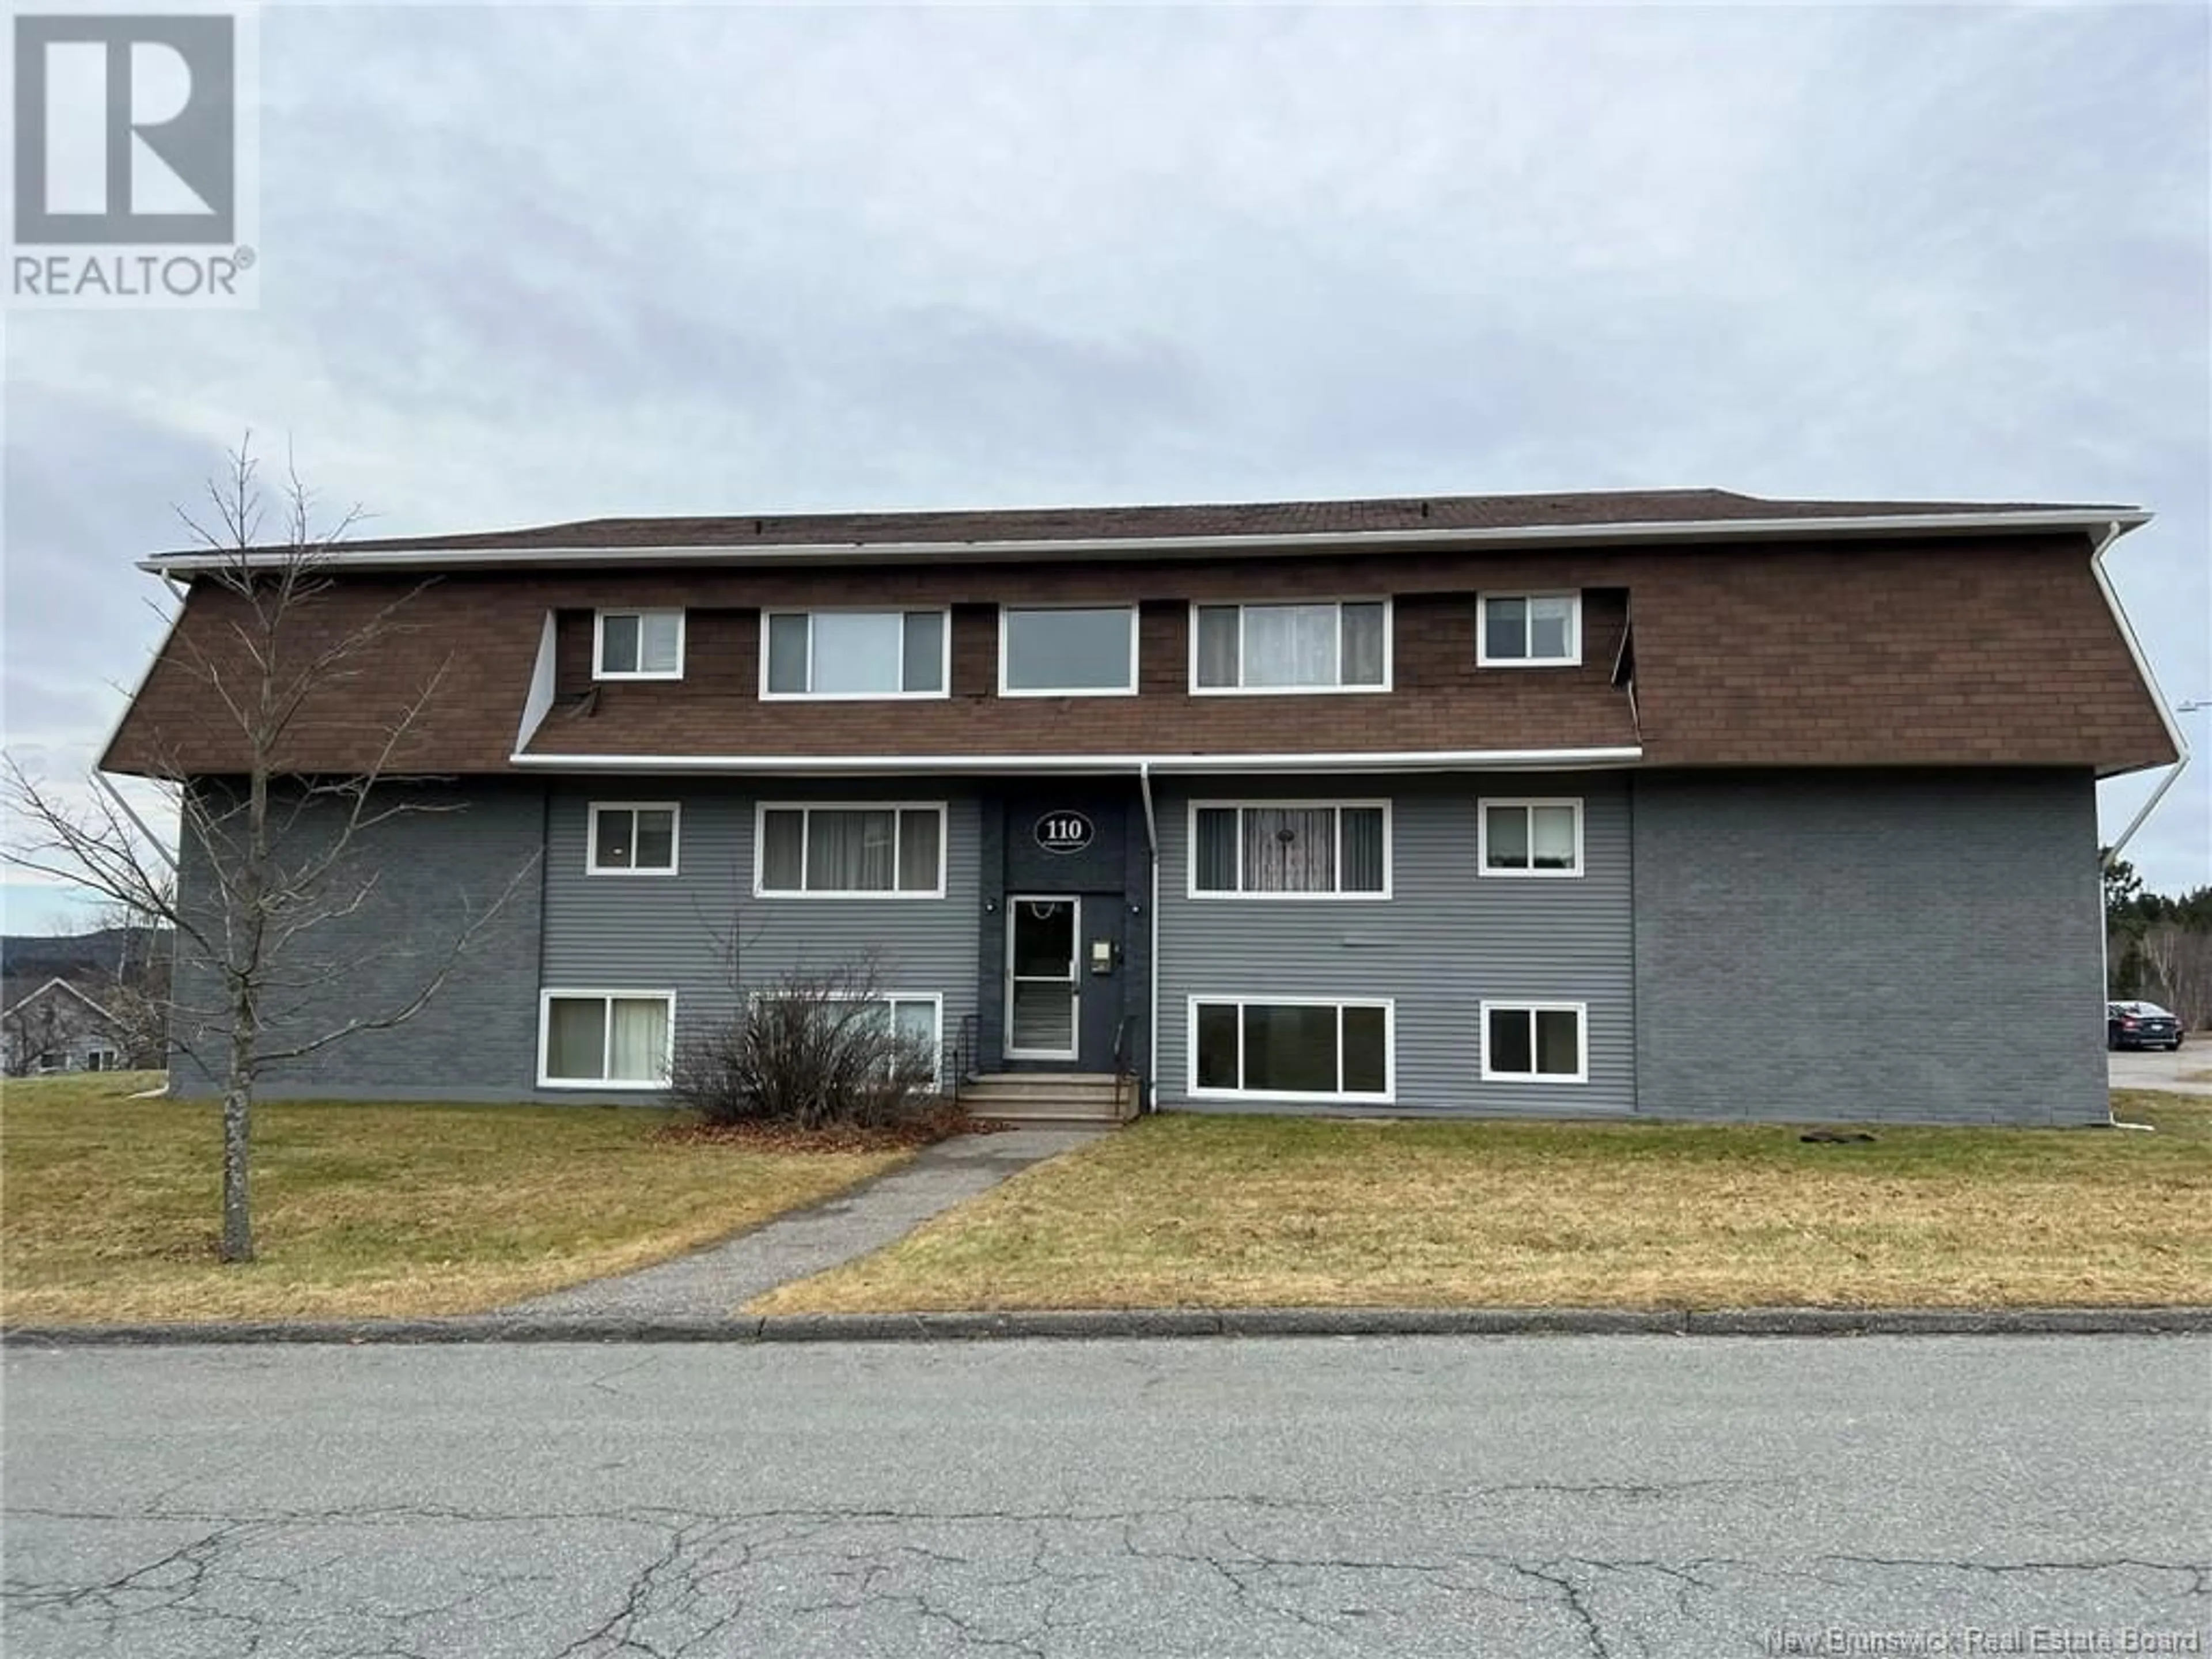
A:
1139 761 1159 1113
2088 520 2190 1131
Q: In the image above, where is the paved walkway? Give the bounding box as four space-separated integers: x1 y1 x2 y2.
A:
499 1127 1104 1319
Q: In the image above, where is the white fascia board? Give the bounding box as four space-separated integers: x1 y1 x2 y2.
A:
507 747 1645 775
139 509 2154 575
2088 520 2190 770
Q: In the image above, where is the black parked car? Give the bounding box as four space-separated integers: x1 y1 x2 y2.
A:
2107 1000 2184 1051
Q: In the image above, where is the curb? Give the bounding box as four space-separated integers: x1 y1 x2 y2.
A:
5 1305 2209 1347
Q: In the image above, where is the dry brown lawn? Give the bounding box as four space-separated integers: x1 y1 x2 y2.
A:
753 1090 2212 1314
2 1073 911 1324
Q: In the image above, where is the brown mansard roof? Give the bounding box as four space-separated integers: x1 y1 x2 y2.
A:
144 487 2144 565
102 507 2181 779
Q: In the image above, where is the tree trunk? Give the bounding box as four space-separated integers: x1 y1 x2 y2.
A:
220 1006 255 1263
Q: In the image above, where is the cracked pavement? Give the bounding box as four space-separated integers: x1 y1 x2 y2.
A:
5 1336 2206 1656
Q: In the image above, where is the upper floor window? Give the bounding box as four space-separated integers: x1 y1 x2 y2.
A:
1190 801 1390 897
596 609 684 680
756 804 946 897
1479 798 1583 877
1191 601 1389 693
1479 593 1580 666
589 803 679 874
763 609 948 699
1000 606 1139 697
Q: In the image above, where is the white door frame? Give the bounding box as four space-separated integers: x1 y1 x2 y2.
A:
1005 894 1081 1062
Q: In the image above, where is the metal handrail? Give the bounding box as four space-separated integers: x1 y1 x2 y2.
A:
1111 1013 1143 1116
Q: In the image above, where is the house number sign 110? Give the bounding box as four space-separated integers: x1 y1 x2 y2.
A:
1036 812 1094 854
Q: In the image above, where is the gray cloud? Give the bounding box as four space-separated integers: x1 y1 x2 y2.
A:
3 2 2205 890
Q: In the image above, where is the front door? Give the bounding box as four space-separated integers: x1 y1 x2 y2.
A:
1006 896 1080 1061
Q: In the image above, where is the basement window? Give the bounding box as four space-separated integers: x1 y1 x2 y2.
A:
539 991 674 1088
1481 1002 1586 1082
1190 998 1393 1101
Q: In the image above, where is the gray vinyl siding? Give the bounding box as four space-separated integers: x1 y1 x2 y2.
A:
1154 774 1635 1116
1631 768 2107 1126
168 780 548 1101
539 782 982 1097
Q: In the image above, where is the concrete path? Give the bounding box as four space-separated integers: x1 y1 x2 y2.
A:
499 1127 1103 1319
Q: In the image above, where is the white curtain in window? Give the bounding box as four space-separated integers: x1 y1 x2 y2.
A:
608 998 669 1082
807 809 896 890
639 613 682 672
1241 806 1336 892
1530 806 1577 869
1243 605 1338 688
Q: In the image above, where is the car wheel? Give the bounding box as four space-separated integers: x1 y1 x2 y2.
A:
2168 1041 2184 1052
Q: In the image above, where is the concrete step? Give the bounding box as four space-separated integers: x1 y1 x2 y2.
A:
960 1072 1135 1124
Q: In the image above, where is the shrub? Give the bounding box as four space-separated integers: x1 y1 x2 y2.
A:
670 965 944 1130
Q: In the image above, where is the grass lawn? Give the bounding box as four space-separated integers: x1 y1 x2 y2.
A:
2 1073 912 1325
752 1090 2212 1314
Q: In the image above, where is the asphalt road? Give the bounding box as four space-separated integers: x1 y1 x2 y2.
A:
2112 1037 2212 1096
4 1336 2206 1657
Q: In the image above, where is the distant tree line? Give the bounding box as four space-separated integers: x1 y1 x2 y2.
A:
2103 851 2212 1028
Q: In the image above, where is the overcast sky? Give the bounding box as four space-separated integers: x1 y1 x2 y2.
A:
3 1 2207 926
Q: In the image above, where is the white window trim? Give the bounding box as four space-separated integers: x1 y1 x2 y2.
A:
759 607 952 702
1479 999 1589 1084
593 609 685 681
1186 598 1393 695
1477 797 1586 880
586 801 683 876
1185 995 1396 1104
997 603 1141 698
537 988 677 1090
1477 591 1582 668
1185 799 1394 900
752 801 950 899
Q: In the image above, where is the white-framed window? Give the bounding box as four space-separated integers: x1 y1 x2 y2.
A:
539 990 675 1088
999 605 1139 697
1188 801 1391 898
588 802 680 874
1479 798 1584 877
83 1047 118 1073
1480 1001 1587 1083
595 609 685 680
1478 593 1581 666
1189 997 1393 1102
761 991 944 1089
1190 600 1390 693
755 803 947 897
762 609 948 699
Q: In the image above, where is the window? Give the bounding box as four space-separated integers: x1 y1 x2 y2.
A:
756 804 946 896
1190 998 1392 1100
1191 601 1389 692
1190 802 1389 897
84 1047 117 1073
1479 593 1580 665
1480 799 1584 877
752 993 944 1088
763 610 947 698
1000 606 1138 696
539 991 675 1088
595 610 684 679
588 804 679 874
1481 1002 1586 1082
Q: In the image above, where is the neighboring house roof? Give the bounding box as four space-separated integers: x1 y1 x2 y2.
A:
100 490 2180 782
2 975 120 1026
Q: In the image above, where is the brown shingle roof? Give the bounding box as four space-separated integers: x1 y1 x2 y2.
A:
101 530 2178 781
149 487 2141 561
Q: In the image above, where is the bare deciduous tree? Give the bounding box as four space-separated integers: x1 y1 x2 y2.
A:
3 440 536 1262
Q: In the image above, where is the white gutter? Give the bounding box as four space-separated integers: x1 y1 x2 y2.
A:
139 507 2154 576
506 746 1646 775
2089 518 2190 820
